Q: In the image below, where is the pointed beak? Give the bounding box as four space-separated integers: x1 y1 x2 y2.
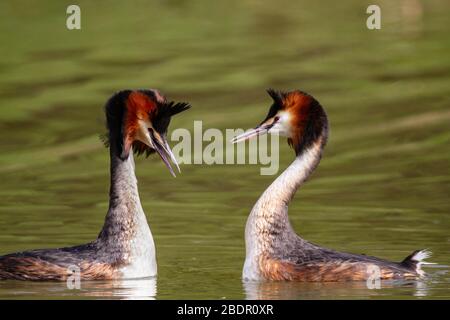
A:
231 123 272 144
148 129 180 177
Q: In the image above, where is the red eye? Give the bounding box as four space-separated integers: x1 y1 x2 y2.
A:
274 116 280 122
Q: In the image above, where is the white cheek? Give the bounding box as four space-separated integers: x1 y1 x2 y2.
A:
269 112 292 137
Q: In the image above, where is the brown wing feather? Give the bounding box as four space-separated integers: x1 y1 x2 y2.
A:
259 256 417 282
0 255 118 281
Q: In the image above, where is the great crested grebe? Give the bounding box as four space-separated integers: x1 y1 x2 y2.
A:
232 89 433 282
0 89 190 281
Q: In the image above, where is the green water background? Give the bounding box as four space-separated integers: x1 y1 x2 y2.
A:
0 0 449 299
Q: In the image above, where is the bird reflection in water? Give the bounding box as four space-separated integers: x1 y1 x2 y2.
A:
243 278 430 300
0 277 157 299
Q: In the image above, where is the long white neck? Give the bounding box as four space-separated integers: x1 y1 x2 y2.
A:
243 137 325 279
260 140 323 206
99 149 146 241
97 147 157 278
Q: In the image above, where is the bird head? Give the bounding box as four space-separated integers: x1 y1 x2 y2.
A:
104 89 190 176
231 89 328 154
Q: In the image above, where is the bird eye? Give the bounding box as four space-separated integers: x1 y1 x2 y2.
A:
274 116 280 122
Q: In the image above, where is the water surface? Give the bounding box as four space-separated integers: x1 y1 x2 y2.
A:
0 0 449 299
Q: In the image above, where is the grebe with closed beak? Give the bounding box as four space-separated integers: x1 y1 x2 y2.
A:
0 89 190 281
232 89 433 282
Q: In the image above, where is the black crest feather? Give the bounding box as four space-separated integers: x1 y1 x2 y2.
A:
261 88 286 125
156 101 191 122
100 90 191 160
153 101 191 134
266 88 284 104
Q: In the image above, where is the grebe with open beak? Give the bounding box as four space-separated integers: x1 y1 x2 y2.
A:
232 89 433 282
0 89 190 281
